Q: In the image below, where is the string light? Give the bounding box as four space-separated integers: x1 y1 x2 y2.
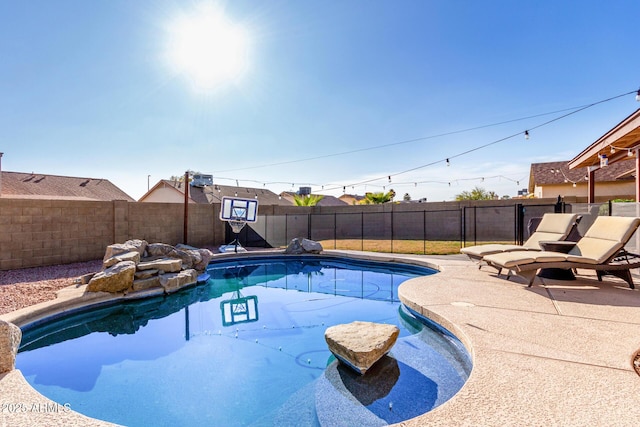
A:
599 154 609 167
637 89 640 102
192 89 639 195
549 168 579 187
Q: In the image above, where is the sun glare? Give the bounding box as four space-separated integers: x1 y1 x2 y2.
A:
165 3 249 93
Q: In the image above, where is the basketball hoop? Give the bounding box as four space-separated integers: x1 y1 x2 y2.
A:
219 197 259 253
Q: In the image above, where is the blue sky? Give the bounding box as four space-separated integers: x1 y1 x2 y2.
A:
1 0 639 202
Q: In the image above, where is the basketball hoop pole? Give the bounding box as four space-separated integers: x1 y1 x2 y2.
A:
229 220 246 253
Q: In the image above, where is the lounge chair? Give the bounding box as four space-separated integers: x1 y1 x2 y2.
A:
483 215 640 288
461 213 580 265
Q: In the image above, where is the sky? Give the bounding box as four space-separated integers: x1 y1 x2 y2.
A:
1 0 639 202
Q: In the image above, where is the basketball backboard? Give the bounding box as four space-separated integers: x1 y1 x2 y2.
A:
220 197 258 222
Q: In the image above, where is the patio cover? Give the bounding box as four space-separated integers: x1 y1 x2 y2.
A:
568 108 640 202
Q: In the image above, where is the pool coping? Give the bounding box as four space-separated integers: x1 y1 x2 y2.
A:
2 250 640 426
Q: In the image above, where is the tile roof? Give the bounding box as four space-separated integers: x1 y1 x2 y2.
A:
145 180 293 206
279 191 348 206
528 159 635 192
1 171 135 201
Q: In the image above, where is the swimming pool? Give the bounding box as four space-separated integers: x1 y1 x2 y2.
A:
16 255 471 426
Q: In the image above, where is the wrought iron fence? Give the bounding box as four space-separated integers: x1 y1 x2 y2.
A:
226 201 626 255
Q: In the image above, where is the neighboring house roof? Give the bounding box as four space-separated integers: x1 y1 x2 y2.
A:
0 171 135 201
528 159 635 194
279 191 347 207
139 180 292 206
339 194 366 205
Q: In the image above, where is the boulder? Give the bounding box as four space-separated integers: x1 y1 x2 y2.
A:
132 276 162 292
137 258 182 273
134 269 159 280
0 321 21 373
301 238 323 253
168 248 194 269
159 269 198 294
146 243 175 257
103 243 139 263
176 244 214 271
103 250 140 268
193 248 214 271
87 261 136 293
324 321 399 375
124 239 148 257
285 238 323 254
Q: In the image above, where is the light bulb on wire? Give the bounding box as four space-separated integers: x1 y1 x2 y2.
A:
524 130 530 140
636 89 640 102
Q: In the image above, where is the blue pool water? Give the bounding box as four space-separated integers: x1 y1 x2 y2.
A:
16 255 471 426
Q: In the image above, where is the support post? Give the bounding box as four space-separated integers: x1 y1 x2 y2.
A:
0 152 3 198
636 149 640 203
588 167 596 204
183 170 189 244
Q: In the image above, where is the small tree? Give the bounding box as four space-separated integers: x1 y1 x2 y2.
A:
361 190 396 204
293 194 324 206
455 186 497 201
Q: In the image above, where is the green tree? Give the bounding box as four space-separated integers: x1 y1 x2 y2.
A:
293 194 324 206
361 189 396 204
455 186 497 201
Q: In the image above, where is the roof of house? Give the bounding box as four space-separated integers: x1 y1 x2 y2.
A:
0 171 135 201
528 159 635 193
339 194 366 205
140 180 292 206
279 191 347 207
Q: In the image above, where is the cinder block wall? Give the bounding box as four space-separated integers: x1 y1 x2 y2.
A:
0 199 224 270
0 199 114 270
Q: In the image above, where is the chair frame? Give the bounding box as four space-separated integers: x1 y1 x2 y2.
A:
492 249 640 289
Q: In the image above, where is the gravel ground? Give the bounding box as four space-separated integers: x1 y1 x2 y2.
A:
0 259 103 315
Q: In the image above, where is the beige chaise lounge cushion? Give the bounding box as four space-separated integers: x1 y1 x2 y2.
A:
460 213 578 258
484 251 568 269
565 216 640 264
484 216 640 268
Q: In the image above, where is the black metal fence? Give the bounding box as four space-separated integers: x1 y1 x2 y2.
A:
225 201 616 255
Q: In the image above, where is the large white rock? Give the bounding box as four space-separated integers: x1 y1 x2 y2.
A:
159 269 198 294
103 243 138 263
124 239 148 257
285 238 323 254
103 250 140 269
137 258 182 273
324 321 399 375
0 321 21 373
87 261 136 293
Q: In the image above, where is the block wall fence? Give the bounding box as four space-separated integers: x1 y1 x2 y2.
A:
0 197 576 271
0 199 225 270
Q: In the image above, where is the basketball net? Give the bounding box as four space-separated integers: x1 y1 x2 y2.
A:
229 219 246 234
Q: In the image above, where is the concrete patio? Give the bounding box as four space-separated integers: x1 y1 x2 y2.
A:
1 251 639 426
